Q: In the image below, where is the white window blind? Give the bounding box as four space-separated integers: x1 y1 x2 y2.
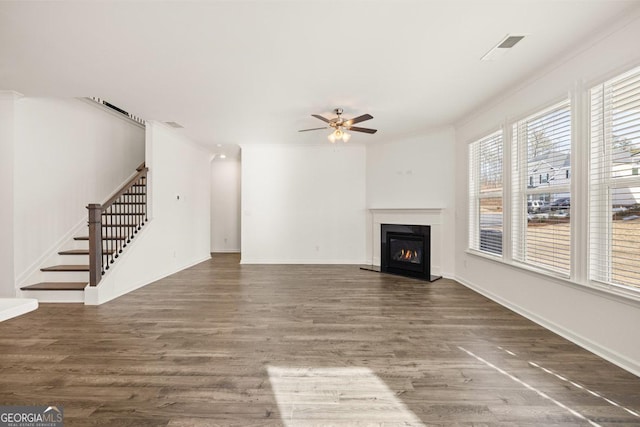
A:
512 100 571 275
590 65 640 292
469 130 503 256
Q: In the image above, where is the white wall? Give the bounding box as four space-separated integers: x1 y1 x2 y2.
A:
366 127 456 276
211 159 241 252
13 98 145 284
241 144 366 264
455 14 640 375
0 92 19 297
366 127 455 209
86 121 211 304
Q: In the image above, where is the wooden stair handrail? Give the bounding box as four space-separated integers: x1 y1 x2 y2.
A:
101 167 148 211
88 166 149 287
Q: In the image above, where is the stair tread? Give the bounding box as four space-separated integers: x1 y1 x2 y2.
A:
59 249 114 255
41 265 90 272
74 236 127 241
21 282 87 291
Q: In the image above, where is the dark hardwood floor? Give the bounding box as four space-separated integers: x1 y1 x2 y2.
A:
1 253 638 426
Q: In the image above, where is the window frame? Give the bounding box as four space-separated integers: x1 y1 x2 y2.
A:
511 99 573 277
464 64 640 303
468 129 504 257
589 65 640 293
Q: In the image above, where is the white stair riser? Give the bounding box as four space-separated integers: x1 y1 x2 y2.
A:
40 271 90 282
56 254 89 264
71 240 89 250
21 290 84 303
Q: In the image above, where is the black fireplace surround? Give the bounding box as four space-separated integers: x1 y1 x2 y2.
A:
381 224 440 282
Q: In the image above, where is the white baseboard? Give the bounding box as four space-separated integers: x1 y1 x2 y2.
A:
211 250 241 253
20 290 84 304
240 258 367 265
440 271 455 280
85 254 212 305
455 274 640 378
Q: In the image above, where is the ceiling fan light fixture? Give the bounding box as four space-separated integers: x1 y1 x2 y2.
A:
300 108 376 142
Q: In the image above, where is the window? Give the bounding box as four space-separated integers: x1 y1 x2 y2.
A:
512 100 571 275
469 131 503 256
590 65 640 291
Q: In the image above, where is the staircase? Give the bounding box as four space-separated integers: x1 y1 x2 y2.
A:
20 164 148 303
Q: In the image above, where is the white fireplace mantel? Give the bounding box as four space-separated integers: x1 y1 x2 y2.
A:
366 208 445 275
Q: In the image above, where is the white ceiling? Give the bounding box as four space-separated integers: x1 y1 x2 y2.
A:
1 0 639 153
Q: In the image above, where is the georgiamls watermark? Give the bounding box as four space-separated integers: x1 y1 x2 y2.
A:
0 406 63 427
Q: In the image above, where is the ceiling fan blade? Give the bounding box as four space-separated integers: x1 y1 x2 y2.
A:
312 114 331 123
349 126 377 134
345 113 373 126
298 127 329 132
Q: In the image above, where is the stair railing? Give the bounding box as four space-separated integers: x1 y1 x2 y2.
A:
88 164 148 286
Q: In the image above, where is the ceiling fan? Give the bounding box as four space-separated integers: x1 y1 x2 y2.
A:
299 108 377 142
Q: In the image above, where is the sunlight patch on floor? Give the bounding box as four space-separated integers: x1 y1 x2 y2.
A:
459 346 601 427
528 361 640 418
267 366 425 426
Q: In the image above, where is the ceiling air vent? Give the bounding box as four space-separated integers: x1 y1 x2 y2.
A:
481 34 526 61
498 35 525 48
165 121 184 129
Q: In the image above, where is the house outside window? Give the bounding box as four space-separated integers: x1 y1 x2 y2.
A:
469 130 503 256
590 65 640 292
512 100 571 275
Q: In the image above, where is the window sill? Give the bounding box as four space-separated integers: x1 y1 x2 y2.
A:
465 249 640 306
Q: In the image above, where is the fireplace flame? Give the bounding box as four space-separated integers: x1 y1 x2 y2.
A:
393 248 421 264
399 249 418 260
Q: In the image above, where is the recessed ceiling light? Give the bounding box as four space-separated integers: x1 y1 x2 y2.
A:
219 154 227 159
481 34 527 61
216 144 222 147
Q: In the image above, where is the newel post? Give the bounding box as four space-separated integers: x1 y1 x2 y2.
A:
87 203 102 287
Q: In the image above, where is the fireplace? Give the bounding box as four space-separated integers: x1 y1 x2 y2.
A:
381 224 440 281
